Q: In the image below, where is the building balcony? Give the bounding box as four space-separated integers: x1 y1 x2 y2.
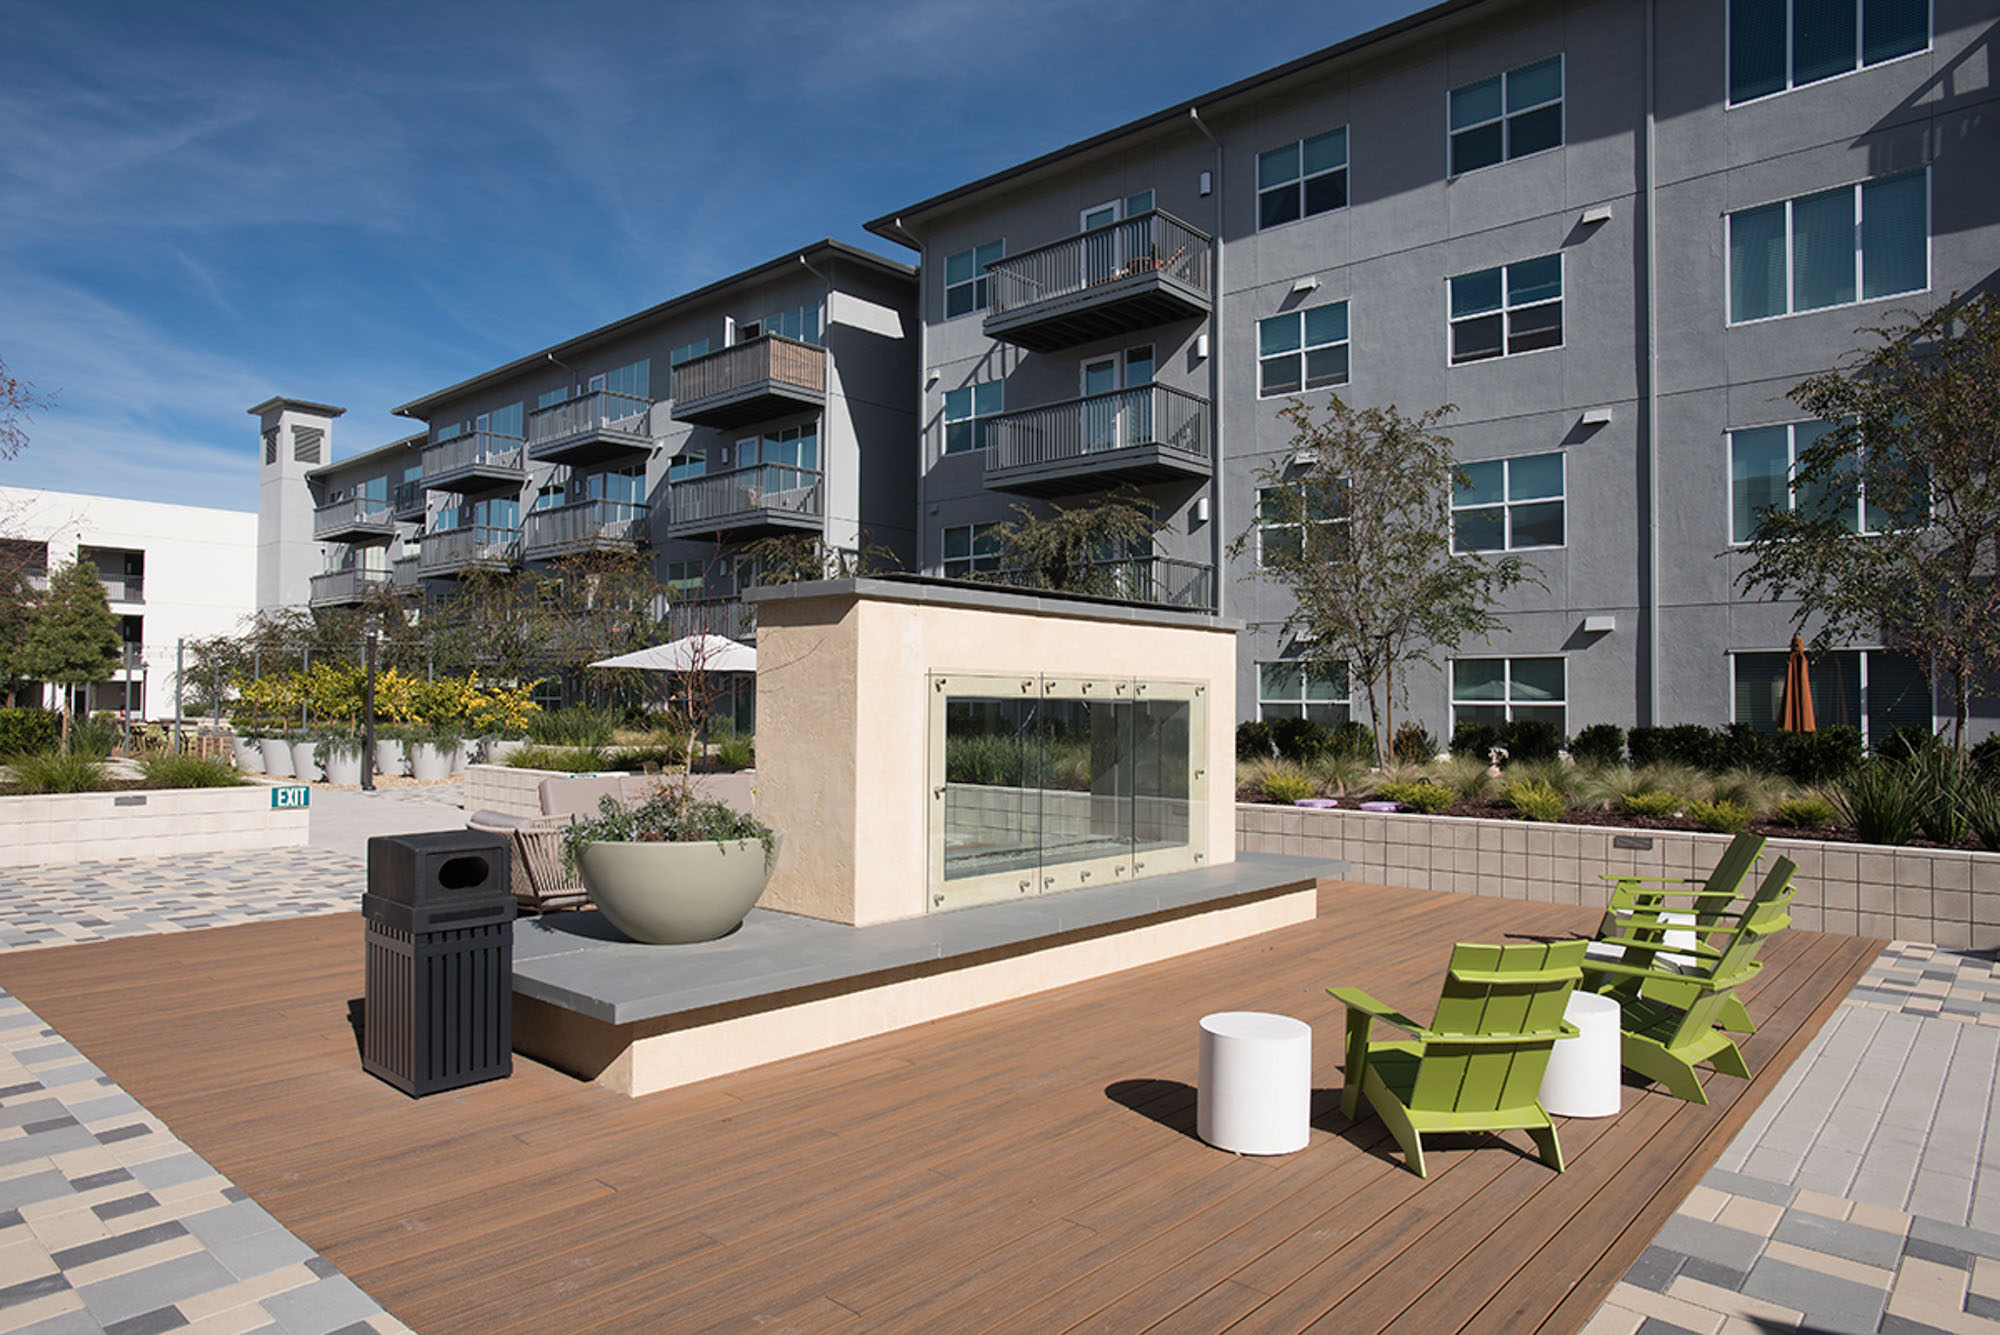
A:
309 567 391 608
984 383 1212 497
391 479 426 519
982 211 1213 354
669 336 826 430
417 524 521 577
423 432 526 494
99 575 143 605
312 496 395 542
666 464 824 540
664 596 755 642
522 499 649 560
391 551 422 591
527 391 654 468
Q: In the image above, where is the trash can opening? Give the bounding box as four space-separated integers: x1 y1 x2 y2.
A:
438 856 490 890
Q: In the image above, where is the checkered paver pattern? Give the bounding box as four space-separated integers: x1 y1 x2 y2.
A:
0 850 367 954
1587 943 2000 1334
0 988 409 1335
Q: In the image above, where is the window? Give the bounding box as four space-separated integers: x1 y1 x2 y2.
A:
440 495 520 533
1257 128 1348 229
1729 0 1929 104
434 421 466 443
580 465 645 504
1728 420 1927 541
602 361 649 401
764 303 821 346
1452 657 1566 733
1256 482 1346 567
742 423 819 474
943 381 1003 455
664 560 705 599
1082 190 1155 231
486 403 524 438
1258 301 1349 395
667 451 706 484
537 388 567 410
1257 661 1350 726
942 523 1001 579
1453 452 1565 552
669 340 710 366
1449 255 1562 363
1449 55 1563 175
945 240 1004 318
1728 171 1927 322
1732 647 1930 741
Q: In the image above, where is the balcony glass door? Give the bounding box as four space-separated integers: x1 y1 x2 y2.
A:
929 673 1207 911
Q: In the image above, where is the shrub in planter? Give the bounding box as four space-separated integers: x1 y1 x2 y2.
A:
712 732 754 769
1620 790 1681 818
6 751 110 793
1625 726 1662 768
71 714 118 760
1963 783 2000 852
528 706 619 749
1501 719 1564 764
315 735 365 786
1773 794 1837 828
1433 754 1496 801
1501 777 1567 822
1392 723 1438 763
1449 720 1500 761
1835 763 1923 846
506 744 608 773
1329 721 1377 762
140 754 244 788
1270 717 1333 764
1720 722 1776 775
559 786 778 945
0 708 59 757
409 728 462 782
1259 764 1316 803
1774 725 1863 787
1874 723 1943 763
1374 780 1455 814
1236 720 1277 762
1903 748 1971 846
1687 798 1752 834
1655 724 1727 773
1970 736 2000 782
1569 723 1625 768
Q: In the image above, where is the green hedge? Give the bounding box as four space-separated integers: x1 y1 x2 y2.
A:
0 708 59 757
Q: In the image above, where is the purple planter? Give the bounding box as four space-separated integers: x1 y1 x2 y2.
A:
1293 798 1340 809
1358 801 1401 813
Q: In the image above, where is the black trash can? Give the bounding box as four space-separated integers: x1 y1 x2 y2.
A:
362 830 516 1097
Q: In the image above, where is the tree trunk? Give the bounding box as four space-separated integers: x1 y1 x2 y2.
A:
1379 659 1396 768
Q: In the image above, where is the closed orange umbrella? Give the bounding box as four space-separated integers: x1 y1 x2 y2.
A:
1779 635 1816 733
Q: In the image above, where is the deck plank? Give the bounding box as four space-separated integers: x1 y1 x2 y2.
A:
0 880 1877 1335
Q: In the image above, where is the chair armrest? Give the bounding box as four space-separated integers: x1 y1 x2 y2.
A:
1593 932 1723 962
1328 987 1425 1036
1583 958 1735 988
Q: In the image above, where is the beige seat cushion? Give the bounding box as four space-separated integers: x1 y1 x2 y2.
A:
537 774 628 819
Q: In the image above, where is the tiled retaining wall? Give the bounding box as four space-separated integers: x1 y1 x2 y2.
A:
1235 803 2000 950
0 783 310 868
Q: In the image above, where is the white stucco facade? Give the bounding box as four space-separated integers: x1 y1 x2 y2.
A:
1 485 257 718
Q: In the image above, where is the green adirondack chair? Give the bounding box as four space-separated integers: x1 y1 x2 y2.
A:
1592 832 1767 969
1583 858 1796 1105
1330 938 1587 1179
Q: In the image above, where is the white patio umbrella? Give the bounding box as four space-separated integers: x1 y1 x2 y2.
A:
589 634 756 673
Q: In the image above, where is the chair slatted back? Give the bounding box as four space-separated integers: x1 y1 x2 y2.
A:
1410 939 1587 1116
1599 831 1766 942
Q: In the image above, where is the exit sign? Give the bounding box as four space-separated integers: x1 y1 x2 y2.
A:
271 785 311 809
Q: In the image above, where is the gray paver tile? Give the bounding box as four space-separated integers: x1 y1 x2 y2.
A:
1740 1256 1887 1334
1909 1216 2000 1262
260 1276 385 1335
206 1225 317 1282
76 1252 237 1326
1772 1209 1908 1269
1651 1215 1767 1271
1698 1169 1799 1209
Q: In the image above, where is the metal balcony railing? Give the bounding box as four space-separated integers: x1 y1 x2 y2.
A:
418 524 521 575
391 552 422 588
527 391 652 450
523 499 648 556
99 575 143 604
312 495 393 539
309 568 390 606
391 479 425 517
985 211 1212 318
423 431 525 483
664 596 755 642
669 464 823 532
986 383 1211 474
992 557 1213 610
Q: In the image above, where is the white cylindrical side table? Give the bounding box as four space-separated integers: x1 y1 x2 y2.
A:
1197 1011 1311 1154
1538 991 1622 1118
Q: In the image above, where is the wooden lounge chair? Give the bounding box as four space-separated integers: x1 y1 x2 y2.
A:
1330 938 1587 1178
1583 857 1797 1105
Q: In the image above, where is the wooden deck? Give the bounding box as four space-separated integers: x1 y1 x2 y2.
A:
0 881 1878 1334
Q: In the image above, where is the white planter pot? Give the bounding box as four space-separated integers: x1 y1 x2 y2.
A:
455 741 476 773
290 741 324 783
322 749 364 786
260 738 294 778
578 835 778 944
410 742 455 783
485 738 526 765
233 738 264 773
374 738 406 776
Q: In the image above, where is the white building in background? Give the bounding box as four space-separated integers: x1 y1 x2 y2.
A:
0 486 257 718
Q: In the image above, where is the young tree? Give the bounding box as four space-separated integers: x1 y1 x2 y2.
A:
1232 398 1538 765
0 558 40 706
987 492 1165 598
1736 293 2000 746
20 559 123 743
1 357 56 460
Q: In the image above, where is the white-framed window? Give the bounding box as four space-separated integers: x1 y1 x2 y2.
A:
1082 190 1154 231
1453 452 1565 552
941 522 1001 578
943 381 1004 455
945 240 1005 318
1727 420 1927 541
1257 128 1348 229
1731 647 1931 742
1728 170 1927 323
1257 660 1351 726
1449 55 1563 176
1255 481 1345 567
669 340 710 367
1729 0 1930 105
1452 657 1566 733
1258 301 1349 396
1449 255 1562 363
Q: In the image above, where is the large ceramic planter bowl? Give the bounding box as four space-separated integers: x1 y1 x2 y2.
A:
233 738 264 773
290 741 324 783
578 836 777 945
321 749 364 786
374 738 406 776
259 738 294 778
410 742 454 782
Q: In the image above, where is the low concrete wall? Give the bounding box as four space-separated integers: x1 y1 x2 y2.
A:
1236 803 2000 950
0 783 310 868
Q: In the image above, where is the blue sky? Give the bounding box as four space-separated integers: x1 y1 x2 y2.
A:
0 0 1429 511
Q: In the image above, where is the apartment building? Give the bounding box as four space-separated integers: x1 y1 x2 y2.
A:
257 242 919 645
867 0 1998 744
0 485 257 717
